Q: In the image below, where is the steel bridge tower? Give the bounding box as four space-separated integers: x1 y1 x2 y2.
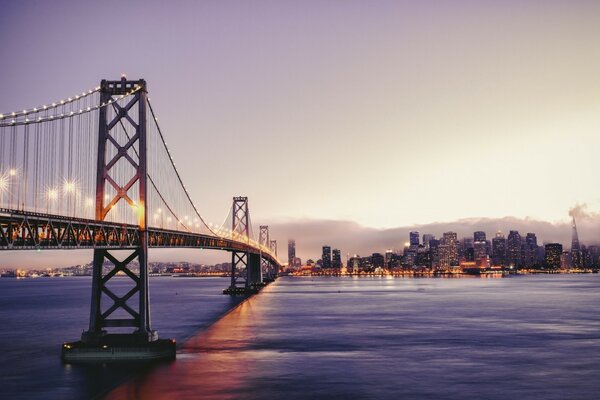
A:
82 77 157 344
227 196 261 293
270 239 278 275
259 225 270 279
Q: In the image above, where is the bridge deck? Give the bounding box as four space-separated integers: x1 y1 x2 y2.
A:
0 208 279 266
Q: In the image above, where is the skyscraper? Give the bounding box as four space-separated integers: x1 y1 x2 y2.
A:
288 239 296 266
523 233 538 268
422 234 435 248
442 232 459 266
474 231 486 242
545 243 562 269
409 231 420 247
332 248 342 268
492 231 506 266
507 230 522 268
322 246 332 268
571 217 582 268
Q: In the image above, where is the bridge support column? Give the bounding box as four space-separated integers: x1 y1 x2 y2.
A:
248 252 262 287
223 196 263 295
62 78 174 363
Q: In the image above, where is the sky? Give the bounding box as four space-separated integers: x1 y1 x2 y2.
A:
1 1 600 266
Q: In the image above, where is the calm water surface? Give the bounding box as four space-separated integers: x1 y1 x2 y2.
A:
2 275 600 399
0 276 243 399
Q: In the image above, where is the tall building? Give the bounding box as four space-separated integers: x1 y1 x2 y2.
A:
409 231 420 247
332 248 342 268
492 232 506 266
385 249 394 267
545 243 562 269
473 240 487 265
571 217 582 268
422 234 435 248
322 246 332 268
287 239 296 266
474 231 486 242
442 232 459 266
522 233 538 268
507 230 522 268
372 253 385 268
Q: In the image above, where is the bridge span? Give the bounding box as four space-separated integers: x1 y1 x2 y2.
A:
0 77 283 361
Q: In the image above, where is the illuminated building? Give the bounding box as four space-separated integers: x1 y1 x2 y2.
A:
571 217 582 268
372 253 384 268
474 231 486 242
385 249 394 267
507 230 522 268
474 240 487 265
544 243 562 269
322 246 332 268
422 234 434 248
332 248 342 268
522 233 538 268
492 232 506 266
288 239 296 266
442 231 459 266
409 231 420 247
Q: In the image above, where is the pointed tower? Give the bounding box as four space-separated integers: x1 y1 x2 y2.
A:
571 216 582 268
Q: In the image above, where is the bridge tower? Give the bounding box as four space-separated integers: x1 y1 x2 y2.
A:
81 78 158 345
259 225 271 280
269 239 279 278
226 196 261 293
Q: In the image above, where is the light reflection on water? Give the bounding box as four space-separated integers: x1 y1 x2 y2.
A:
107 275 600 400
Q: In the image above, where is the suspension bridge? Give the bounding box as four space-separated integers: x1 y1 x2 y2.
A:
0 77 282 362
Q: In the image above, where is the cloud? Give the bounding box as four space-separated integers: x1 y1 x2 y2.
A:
270 214 600 261
569 203 600 220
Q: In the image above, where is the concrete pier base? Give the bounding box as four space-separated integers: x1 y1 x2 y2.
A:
61 334 176 363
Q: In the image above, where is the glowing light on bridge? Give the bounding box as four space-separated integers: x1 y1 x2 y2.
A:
47 188 59 200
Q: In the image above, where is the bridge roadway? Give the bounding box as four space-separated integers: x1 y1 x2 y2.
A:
0 208 279 267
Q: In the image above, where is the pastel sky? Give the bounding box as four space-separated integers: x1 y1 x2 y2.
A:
1 1 600 266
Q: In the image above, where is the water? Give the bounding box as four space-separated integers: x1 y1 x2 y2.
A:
1 275 600 399
0 276 243 399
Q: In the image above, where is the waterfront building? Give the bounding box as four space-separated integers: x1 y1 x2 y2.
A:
288 239 296 266
522 233 538 268
442 232 459 266
372 253 385 268
385 249 394 267
474 240 487 265
416 245 431 268
492 232 506 266
507 230 522 268
332 248 342 268
322 246 332 268
571 217 582 268
544 243 562 269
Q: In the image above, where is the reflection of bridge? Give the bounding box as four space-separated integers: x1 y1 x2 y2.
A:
0 77 282 361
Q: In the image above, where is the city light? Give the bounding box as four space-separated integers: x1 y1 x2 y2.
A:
9 169 17 176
